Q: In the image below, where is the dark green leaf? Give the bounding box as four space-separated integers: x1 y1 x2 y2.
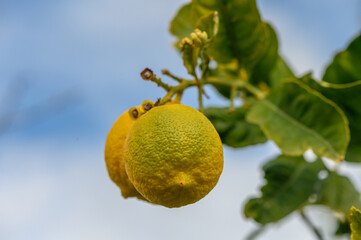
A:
350 207 361 240
169 3 193 39
318 172 361 213
247 79 350 161
323 35 361 84
204 107 267 148
250 24 279 86
244 155 325 224
190 0 278 69
302 77 361 162
335 219 351 236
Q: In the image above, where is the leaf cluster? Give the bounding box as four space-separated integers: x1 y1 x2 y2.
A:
165 0 361 238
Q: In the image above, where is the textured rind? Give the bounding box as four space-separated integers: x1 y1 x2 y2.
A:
124 104 224 208
104 110 146 200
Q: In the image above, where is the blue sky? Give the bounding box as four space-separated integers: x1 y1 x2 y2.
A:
0 0 360 239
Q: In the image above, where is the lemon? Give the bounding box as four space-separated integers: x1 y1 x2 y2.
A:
124 104 224 208
104 107 146 200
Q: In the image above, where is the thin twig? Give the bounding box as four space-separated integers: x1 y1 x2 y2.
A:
299 210 324 240
161 69 183 83
206 76 265 99
245 227 266 240
229 86 237 111
195 75 204 112
159 80 197 105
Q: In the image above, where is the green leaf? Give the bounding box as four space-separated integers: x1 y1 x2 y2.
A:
169 3 193 39
323 35 361 84
348 146 361 163
250 24 279 86
269 55 295 88
204 107 267 148
190 0 278 69
244 155 324 224
302 77 361 162
350 207 361 240
195 11 219 41
246 79 350 161
335 219 351 236
318 172 361 213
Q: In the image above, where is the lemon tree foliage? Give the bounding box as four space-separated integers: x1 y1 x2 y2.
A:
350 207 361 240
302 77 361 162
244 155 325 224
268 56 295 88
169 3 193 39
190 0 277 69
317 172 361 212
247 79 350 161
169 0 361 236
323 36 361 84
106 0 361 238
204 107 266 148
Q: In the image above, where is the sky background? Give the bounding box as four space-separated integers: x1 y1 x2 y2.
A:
0 0 361 239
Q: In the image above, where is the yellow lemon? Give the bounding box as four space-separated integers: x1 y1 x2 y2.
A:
124 104 224 208
104 107 146 200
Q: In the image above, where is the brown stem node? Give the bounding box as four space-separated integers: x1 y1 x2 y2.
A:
141 68 154 80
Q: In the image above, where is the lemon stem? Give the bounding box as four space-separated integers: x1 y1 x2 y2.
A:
173 91 183 103
159 80 196 105
195 75 204 112
158 78 265 106
140 68 172 91
229 86 237 112
152 76 172 91
161 69 185 83
206 77 265 99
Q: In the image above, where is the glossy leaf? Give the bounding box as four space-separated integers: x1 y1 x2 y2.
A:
318 172 361 213
190 0 278 70
350 207 361 240
247 79 350 161
323 35 361 84
169 3 193 39
302 77 361 162
204 107 267 148
244 155 324 224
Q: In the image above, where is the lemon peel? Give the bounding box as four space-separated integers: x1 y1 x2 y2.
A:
104 108 146 200
124 104 224 208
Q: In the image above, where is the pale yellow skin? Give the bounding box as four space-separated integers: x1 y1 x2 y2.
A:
104 109 145 200
124 104 224 208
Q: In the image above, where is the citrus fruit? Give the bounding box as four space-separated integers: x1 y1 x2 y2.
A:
104 106 146 200
124 104 224 208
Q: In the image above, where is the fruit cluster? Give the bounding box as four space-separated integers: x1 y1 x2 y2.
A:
105 100 224 208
